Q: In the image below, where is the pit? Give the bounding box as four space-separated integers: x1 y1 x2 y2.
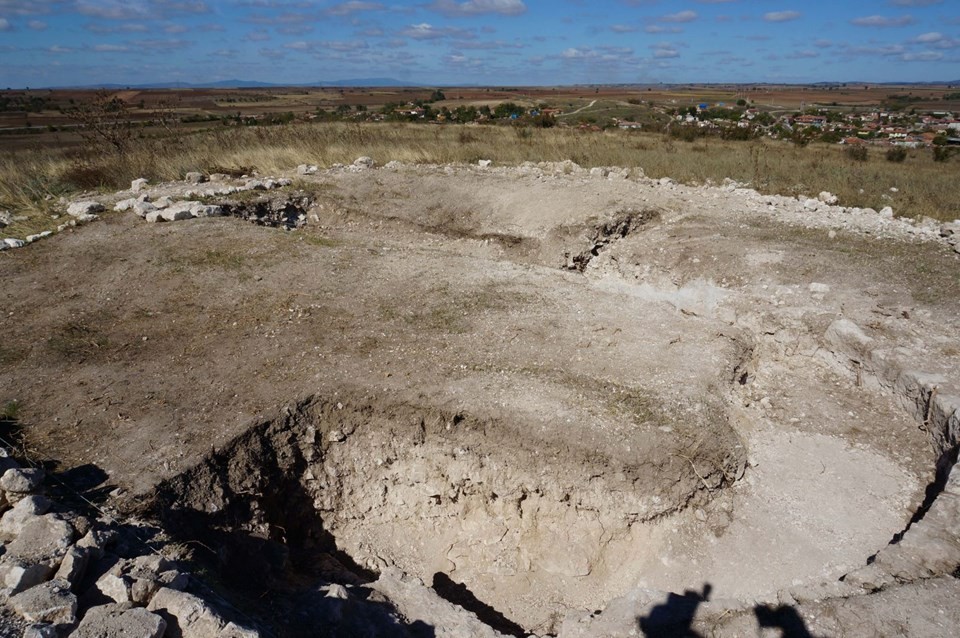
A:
151 390 924 636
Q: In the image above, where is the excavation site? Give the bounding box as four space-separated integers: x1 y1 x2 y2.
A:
1 161 959 637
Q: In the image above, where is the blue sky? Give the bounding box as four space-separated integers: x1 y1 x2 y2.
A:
0 0 958 88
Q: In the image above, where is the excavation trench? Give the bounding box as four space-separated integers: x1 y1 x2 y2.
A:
152 396 744 635
148 382 930 636
219 193 314 229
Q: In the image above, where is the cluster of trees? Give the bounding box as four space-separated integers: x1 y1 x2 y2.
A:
0 94 50 113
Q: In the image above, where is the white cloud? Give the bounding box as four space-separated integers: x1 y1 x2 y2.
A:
650 43 680 58
610 24 637 33
427 0 526 17
152 1 209 14
851 15 916 27
661 10 697 23
128 38 191 49
763 11 801 22
28 20 47 30
888 0 941 6
93 43 130 51
400 22 472 40
645 25 682 34
75 1 151 19
562 47 593 59
0 1 64 16
911 31 942 42
258 46 286 59
326 1 384 16
901 50 943 60
85 23 149 33
0 17 12 31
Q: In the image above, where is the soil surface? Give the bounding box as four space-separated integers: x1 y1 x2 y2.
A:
1 161 958 636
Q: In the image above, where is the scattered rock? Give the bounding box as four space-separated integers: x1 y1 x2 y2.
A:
9 578 77 625
383 160 403 170
66 201 104 217
219 621 261 637
147 587 227 638
940 222 960 243
297 164 318 175
353 156 375 169
478 160 492 168
54 546 89 589
133 201 157 217
879 206 894 219
5 514 75 567
1 238 25 250
76 527 118 558
0 448 18 476
818 191 839 205
185 172 207 184
0 495 52 540
96 555 187 605
114 198 138 212
23 624 57 638
0 210 11 227
131 178 149 193
589 167 610 178
73 604 167 638
1 467 44 494
25 231 53 243
0 559 53 594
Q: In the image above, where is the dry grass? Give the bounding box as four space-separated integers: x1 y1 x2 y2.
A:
1 122 957 239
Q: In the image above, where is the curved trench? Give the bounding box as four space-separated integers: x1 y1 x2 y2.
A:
147 378 936 636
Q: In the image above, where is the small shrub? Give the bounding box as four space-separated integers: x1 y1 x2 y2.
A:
60 161 119 190
670 126 702 143
0 400 19 421
933 146 953 163
514 125 532 140
885 147 908 162
846 145 868 162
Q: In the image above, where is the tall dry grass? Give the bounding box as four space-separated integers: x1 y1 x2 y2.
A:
1 122 957 238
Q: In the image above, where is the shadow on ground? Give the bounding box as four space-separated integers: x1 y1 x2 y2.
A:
637 582 815 638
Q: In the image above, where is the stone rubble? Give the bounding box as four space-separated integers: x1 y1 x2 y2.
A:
2 158 957 262
0 452 260 637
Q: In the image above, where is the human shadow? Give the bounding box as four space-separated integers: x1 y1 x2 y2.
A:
755 604 814 638
637 585 817 638
638 583 711 637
